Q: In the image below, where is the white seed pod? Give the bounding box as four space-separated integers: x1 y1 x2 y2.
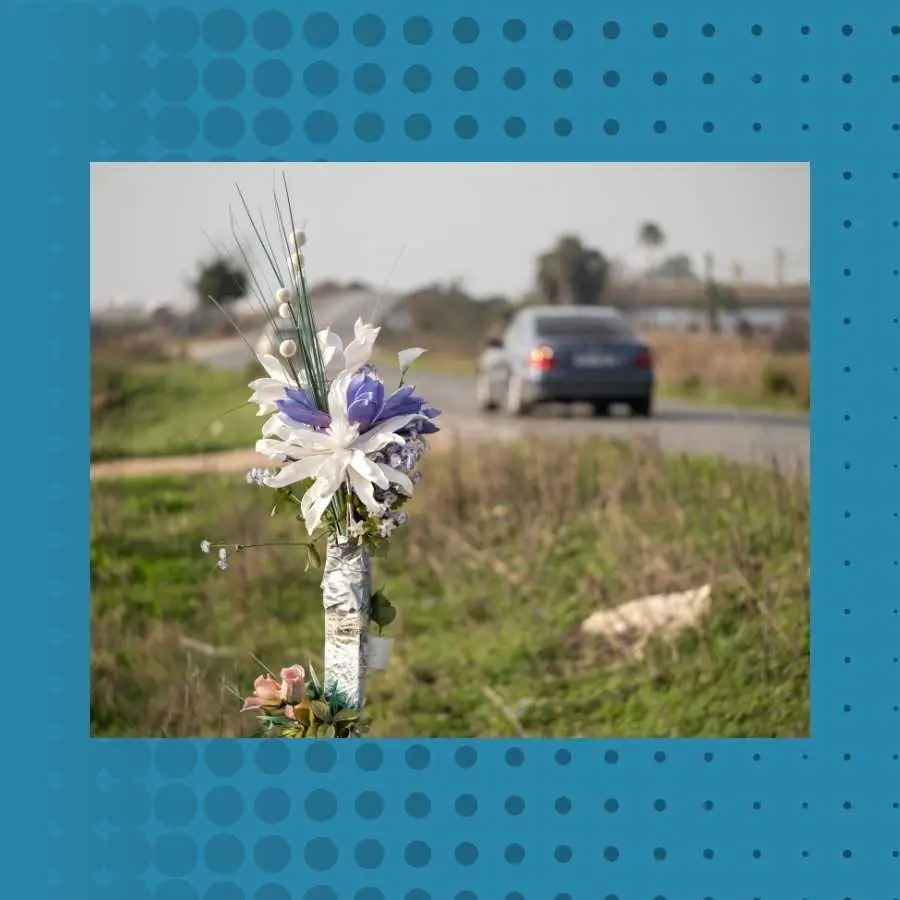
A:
278 302 292 319
289 250 304 272
289 229 306 249
275 286 293 304
279 339 297 358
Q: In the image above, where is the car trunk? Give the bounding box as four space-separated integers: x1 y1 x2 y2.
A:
545 339 648 372
534 318 650 373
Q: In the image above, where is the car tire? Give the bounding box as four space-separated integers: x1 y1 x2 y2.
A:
476 372 499 413
590 401 611 417
505 375 531 417
631 396 654 418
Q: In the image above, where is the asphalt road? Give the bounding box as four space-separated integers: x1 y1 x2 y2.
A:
187 337 809 473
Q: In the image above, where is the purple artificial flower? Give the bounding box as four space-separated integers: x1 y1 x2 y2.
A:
274 369 442 436
345 372 386 431
346 373 442 435
276 387 332 429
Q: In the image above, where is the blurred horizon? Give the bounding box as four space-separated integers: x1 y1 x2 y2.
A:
91 162 809 312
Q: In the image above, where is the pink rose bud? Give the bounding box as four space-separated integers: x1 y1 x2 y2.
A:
280 665 306 704
240 675 284 712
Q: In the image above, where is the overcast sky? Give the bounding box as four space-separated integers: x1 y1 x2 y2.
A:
91 163 809 310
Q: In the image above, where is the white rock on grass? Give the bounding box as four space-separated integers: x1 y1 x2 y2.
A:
580 584 712 662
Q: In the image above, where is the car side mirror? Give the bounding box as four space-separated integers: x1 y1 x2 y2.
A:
485 337 503 349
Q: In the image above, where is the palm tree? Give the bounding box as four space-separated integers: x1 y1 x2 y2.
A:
638 222 666 280
536 234 610 306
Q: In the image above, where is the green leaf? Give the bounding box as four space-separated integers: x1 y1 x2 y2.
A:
370 589 397 630
375 605 396 628
309 700 332 723
333 708 360 724
319 724 336 738
305 543 322 571
257 714 295 728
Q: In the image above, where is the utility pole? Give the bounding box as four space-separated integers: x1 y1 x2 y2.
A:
774 248 785 286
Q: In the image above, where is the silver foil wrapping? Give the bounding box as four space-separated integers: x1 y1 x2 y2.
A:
320 537 372 710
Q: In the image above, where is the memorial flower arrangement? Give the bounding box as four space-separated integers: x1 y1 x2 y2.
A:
201 182 439 738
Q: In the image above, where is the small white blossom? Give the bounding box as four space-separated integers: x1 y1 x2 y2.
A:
365 503 389 521
289 229 306 249
378 518 396 538
383 491 397 506
279 339 297 358
275 287 293 304
278 302 292 319
245 467 275 486
397 347 427 371
217 558 228 571
200 540 211 554
218 548 227 561
348 518 366 538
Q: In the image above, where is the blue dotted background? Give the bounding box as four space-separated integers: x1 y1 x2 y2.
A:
3 0 899 896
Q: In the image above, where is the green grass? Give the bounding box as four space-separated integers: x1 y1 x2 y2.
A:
91 437 809 738
92 359 263 461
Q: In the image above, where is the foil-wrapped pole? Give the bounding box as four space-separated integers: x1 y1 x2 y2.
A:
320 537 372 711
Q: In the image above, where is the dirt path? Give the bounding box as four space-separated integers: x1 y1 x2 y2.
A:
91 448 273 480
90 419 521 481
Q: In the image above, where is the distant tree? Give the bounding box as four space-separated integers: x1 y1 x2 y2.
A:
536 234 611 305
638 221 666 277
192 257 248 310
651 254 697 280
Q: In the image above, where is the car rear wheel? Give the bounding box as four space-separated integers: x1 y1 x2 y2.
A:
476 372 499 413
590 401 611 417
505 375 531 416
630 396 654 418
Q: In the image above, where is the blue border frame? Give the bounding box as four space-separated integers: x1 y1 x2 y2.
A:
7 1 898 896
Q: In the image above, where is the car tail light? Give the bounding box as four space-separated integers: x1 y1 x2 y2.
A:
633 347 653 370
528 346 556 370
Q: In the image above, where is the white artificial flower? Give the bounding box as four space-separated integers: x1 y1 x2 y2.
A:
275 287 293 305
278 302 292 319
397 347 427 371
318 318 381 377
247 318 382 415
289 229 306 249
279 339 297 358
248 354 304 416
256 370 419 535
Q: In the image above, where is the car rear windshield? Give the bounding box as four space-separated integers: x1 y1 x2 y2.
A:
535 316 632 340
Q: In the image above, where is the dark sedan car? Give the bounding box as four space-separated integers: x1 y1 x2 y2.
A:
476 306 655 417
